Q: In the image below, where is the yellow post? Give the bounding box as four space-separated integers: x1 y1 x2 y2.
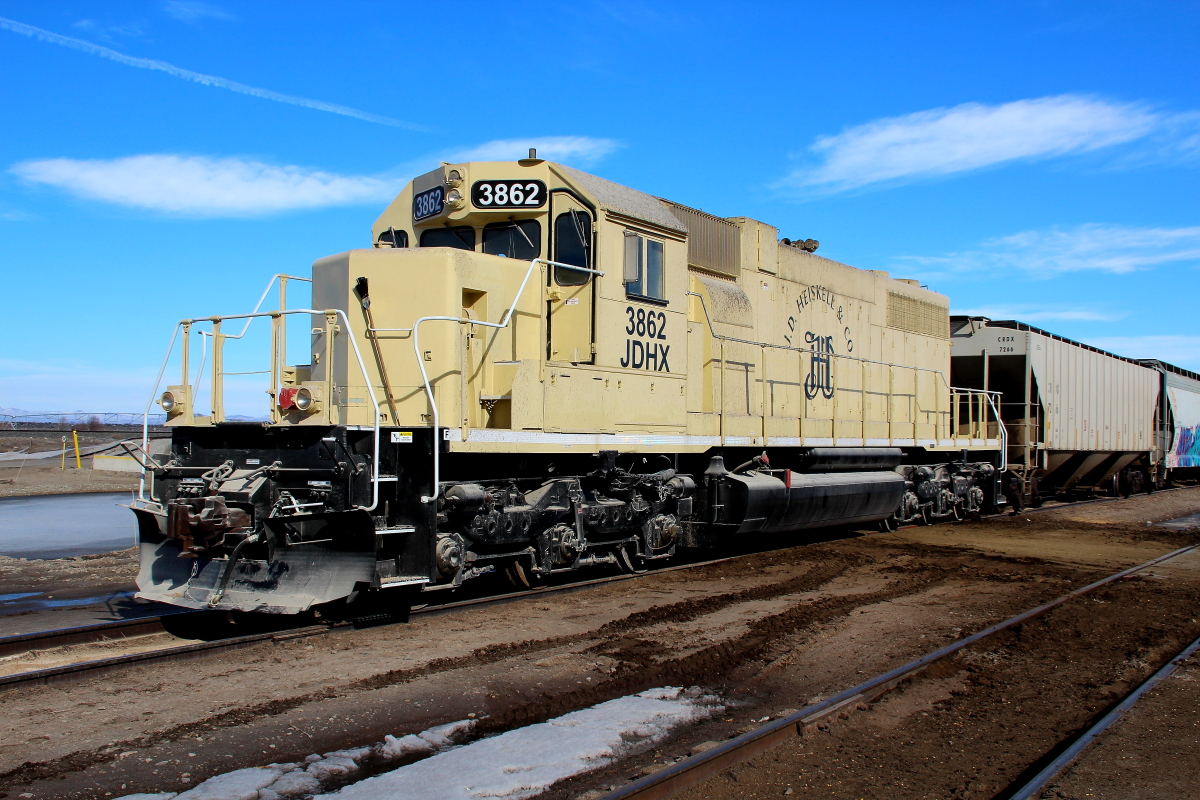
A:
60 436 67 470
72 430 81 469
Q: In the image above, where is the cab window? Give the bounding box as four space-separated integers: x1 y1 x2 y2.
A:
376 227 409 248
623 232 665 301
553 210 591 286
420 226 475 250
482 219 541 260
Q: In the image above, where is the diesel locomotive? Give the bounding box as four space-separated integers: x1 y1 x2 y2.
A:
130 152 1008 614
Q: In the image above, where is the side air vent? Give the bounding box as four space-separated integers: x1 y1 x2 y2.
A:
887 292 949 339
661 200 741 278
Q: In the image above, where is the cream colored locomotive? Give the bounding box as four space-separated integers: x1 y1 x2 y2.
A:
133 153 1003 614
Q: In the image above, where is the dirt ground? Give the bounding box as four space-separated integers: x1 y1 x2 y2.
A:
0 549 138 600
668 549 1200 800
1050 652 1200 800
0 461 142 498
0 490 1198 800
0 430 167 497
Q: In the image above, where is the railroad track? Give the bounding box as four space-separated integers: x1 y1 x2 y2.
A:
1 487 1190 691
0 546 795 690
599 543 1200 800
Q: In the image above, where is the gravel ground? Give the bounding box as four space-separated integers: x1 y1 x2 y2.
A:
0 490 1197 800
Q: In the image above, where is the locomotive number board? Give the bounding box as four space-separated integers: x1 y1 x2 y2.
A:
412 186 445 221
472 180 547 209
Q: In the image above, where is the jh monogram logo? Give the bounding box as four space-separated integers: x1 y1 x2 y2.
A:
804 331 835 400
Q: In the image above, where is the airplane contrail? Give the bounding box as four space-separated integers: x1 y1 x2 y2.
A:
0 16 423 130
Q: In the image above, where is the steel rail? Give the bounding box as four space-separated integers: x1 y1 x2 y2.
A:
598 543 1200 800
0 545 790 691
0 615 182 660
3 487 1192 689
1006 631 1200 800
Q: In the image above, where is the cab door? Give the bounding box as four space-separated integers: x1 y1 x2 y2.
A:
547 192 595 364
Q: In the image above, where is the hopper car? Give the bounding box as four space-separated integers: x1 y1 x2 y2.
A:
136 151 1189 616
950 318 1200 503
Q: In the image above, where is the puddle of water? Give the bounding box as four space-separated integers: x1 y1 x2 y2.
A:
1154 513 1200 531
0 590 157 617
0 493 136 559
0 592 41 602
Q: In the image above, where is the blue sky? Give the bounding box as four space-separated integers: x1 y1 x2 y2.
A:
1 0 1198 414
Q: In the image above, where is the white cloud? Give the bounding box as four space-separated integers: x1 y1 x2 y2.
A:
0 15 417 129
783 95 1169 193
72 19 146 40
12 154 401 215
11 137 621 217
951 305 1124 323
897 223 1200 279
163 1 234 23
1086 336 1200 370
447 136 619 165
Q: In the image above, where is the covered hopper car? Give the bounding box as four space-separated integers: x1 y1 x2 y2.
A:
130 154 1013 614
950 318 1200 504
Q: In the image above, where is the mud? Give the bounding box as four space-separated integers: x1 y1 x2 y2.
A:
1 489 1198 799
0 549 137 605
668 558 1200 800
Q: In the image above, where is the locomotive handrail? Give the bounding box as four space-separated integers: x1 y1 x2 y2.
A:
686 290 1004 461
137 273 311 504
685 290 972 388
413 257 602 504
141 307 383 512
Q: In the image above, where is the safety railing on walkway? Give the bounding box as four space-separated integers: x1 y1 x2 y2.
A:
687 291 1005 465
138 274 386 511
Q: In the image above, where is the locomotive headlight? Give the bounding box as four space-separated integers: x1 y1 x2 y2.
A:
294 386 315 411
445 187 463 205
445 169 463 186
159 385 189 417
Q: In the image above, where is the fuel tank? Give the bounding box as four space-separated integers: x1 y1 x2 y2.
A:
705 458 904 535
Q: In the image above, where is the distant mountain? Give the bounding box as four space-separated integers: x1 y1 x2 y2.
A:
0 407 35 417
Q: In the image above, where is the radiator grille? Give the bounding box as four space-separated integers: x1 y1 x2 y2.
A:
661 200 740 277
887 292 949 339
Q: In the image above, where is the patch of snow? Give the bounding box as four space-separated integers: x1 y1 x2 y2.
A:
173 767 286 800
320 687 721 800
257 770 322 800
417 719 476 748
110 707 531 800
305 756 359 782
321 747 372 761
379 733 434 759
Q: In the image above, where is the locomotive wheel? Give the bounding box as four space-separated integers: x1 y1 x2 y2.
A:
504 558 540 589
617 545 647 575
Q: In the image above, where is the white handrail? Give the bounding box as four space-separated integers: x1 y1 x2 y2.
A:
413 257 599 504
139 323 182 504
230 274 311 339
141 307 383 512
